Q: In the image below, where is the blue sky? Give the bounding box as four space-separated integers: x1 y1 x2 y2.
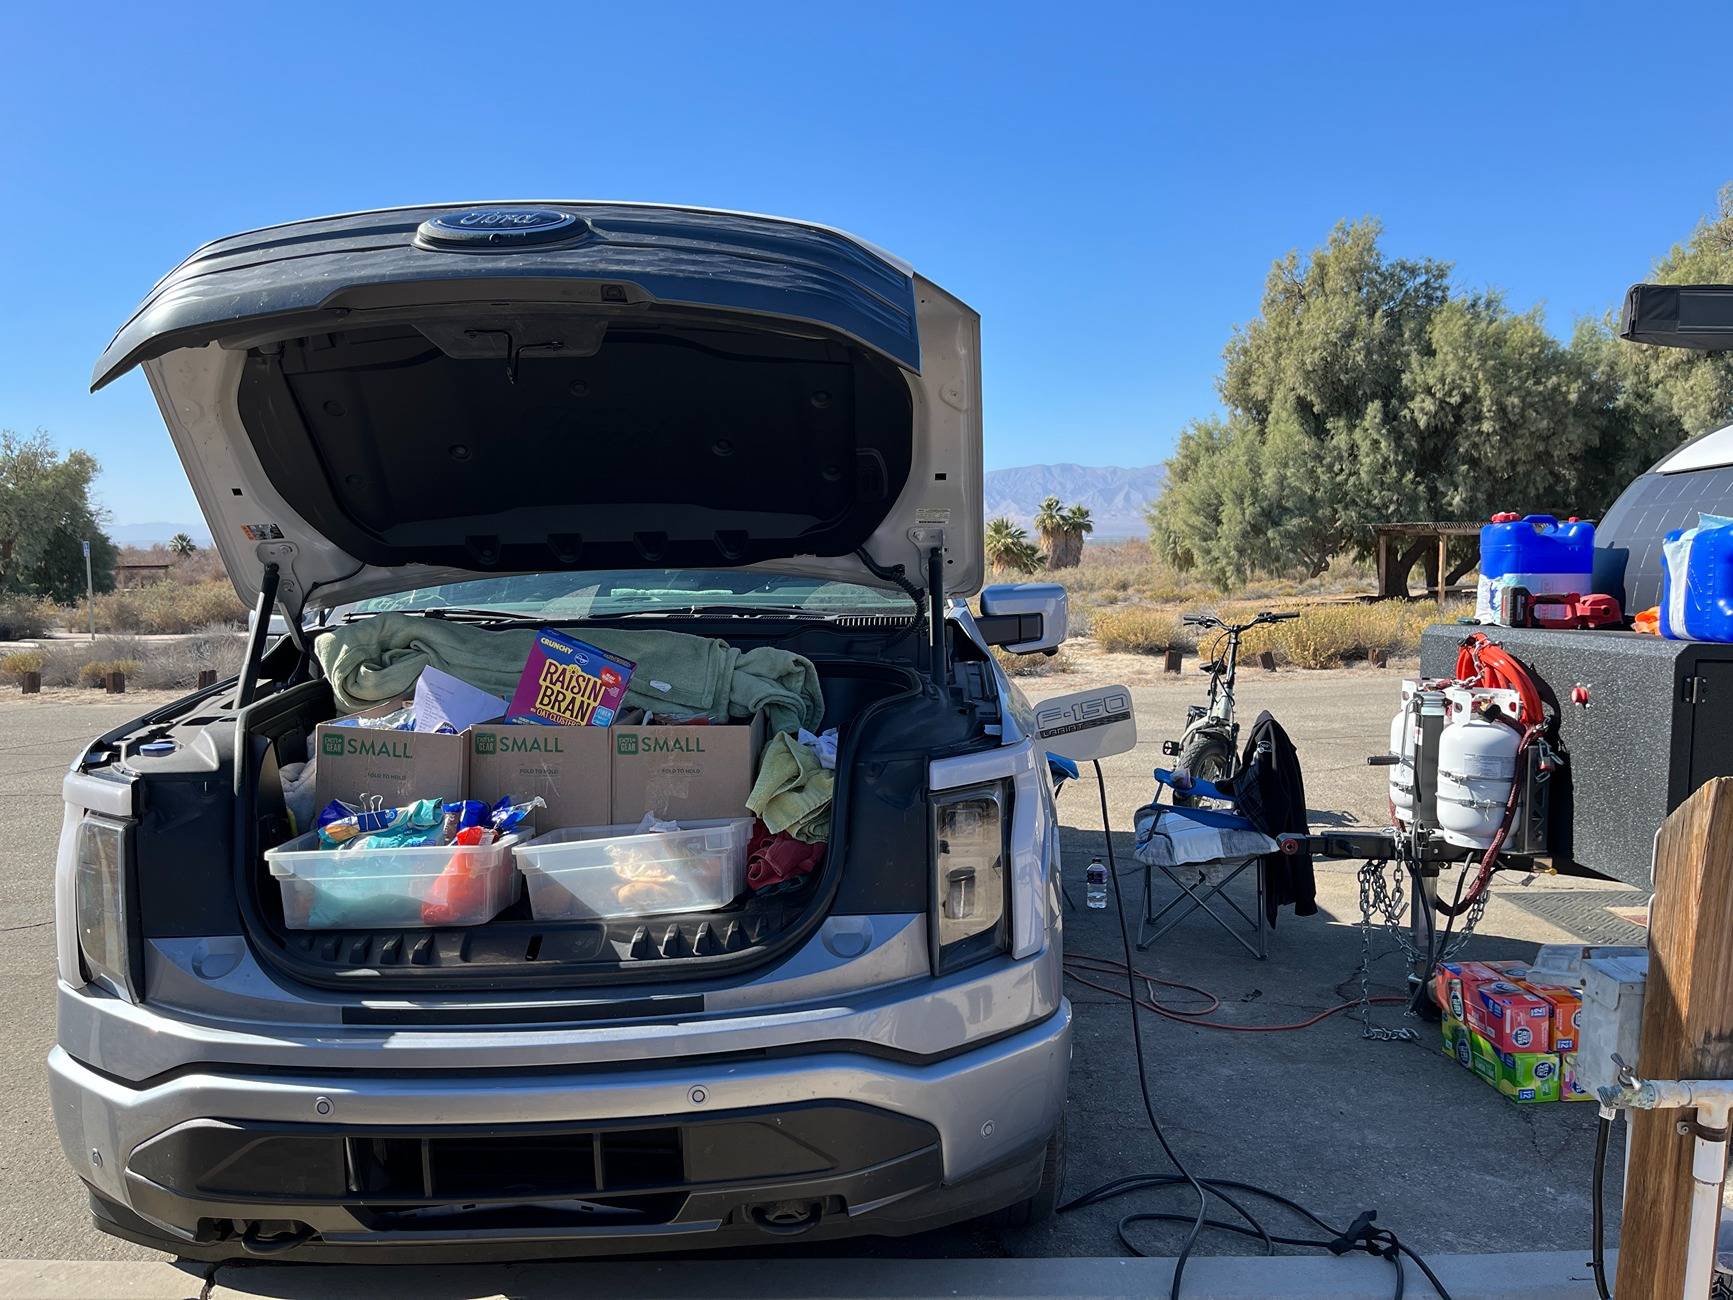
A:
2 1 1729 529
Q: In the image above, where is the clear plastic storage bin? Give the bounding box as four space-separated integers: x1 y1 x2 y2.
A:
514 818 752 920
266 830 527 930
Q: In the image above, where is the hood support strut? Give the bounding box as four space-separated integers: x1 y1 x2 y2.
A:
235 563 280 710
926 543 949 686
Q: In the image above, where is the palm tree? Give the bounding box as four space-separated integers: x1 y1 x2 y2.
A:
1033 496 1066 561
168 532 197 559
984 517 1045 575
1053 504 1094 569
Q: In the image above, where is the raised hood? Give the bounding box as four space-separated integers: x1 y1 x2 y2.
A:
96 202 983 617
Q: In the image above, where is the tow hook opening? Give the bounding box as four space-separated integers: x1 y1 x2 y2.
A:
237 1220 317 1255
746 1198 827 1235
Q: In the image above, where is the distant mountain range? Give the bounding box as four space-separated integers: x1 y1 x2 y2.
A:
105 469 1166 550
108 521 213 547
983 463 1164 539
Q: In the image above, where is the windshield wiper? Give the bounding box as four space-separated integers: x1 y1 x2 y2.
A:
607 604 834 619
415 607 626 624
377 604 904 624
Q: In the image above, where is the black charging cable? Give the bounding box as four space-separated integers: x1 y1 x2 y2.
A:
1591 1108 1615 1299
1057 759 1453 1300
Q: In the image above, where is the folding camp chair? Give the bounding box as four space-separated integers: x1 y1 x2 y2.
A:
1132 767 1278 959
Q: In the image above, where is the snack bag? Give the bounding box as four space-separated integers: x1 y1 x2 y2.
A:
317 798 446 850
419 798 543 925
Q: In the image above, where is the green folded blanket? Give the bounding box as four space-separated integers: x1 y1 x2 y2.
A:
315 613 823 736
746 731 833 843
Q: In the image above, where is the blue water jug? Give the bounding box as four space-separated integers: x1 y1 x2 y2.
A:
1477 514 1596 624
1661 517 1733 641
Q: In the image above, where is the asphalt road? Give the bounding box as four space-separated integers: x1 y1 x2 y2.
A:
0 666 1635 1267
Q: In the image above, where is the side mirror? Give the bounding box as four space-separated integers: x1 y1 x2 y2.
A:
978 582 1068 654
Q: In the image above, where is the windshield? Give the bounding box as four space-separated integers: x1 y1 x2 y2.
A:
344 570 914 619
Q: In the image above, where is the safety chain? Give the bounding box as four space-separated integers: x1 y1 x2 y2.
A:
1355 860 1418 1043
1354 857 1489 1043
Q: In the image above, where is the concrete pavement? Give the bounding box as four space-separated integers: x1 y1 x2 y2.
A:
0 1250 1618 1297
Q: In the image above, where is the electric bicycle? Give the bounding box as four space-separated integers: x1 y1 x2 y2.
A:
1160 609 1300 805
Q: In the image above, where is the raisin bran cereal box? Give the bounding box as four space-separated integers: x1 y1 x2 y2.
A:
507 631 634 728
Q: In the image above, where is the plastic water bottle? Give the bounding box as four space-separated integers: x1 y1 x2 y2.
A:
1085 857 1108 910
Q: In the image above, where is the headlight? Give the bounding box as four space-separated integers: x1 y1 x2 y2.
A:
932 781 1010 974
73 816 137 1000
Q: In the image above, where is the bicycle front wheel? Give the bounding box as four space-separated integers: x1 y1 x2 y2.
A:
1172 731 1236 808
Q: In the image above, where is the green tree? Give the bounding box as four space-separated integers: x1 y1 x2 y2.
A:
1149 202 1733 589
985 517 1045 575
168 532 197 559
1033 496 1066 564
1568 183 1733 489
1050 503 1094 569
0 431 118 602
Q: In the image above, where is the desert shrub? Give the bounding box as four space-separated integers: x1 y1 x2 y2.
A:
1091 607 1195 655
79 657 141 686
0 650 44 679
0 594 57 640
72 581 245 635
130 633 247 689
29 632 244 691
992 647 1075 678
1224 599 1472 668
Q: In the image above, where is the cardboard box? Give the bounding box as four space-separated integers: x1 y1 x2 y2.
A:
1561 1053 1595 1102
1443 1017 1562 1103
468 723 611 831
1441 1016 1478 1071
1492 1046 1563 1103
1482 960 1583 1052
1466 977 1554 1055
1520 982 1582 1053
1442 1016 1501 1085
610 712 768 823
507 630 634 727
314 704 468 810
1432 961 1505 1023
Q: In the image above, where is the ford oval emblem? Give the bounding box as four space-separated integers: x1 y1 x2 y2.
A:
416 207 587 250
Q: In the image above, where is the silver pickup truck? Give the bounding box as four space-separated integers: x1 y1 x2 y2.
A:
50 203 1072 1261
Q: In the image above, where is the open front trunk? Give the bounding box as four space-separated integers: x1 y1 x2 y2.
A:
237 633 929 991
95 203 1000 996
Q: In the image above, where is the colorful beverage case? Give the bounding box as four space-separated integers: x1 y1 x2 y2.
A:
508 631 635 727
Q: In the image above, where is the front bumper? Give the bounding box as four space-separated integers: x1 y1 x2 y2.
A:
50 1003 1070 1259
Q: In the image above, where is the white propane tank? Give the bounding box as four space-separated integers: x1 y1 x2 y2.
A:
1436 689 1522 849
1388 682 1419 825
1390 683 1448 829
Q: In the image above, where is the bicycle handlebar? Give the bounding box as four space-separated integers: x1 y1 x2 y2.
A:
1181 610 1303 632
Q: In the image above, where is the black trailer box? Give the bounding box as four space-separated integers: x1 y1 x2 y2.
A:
1420 626 1733 887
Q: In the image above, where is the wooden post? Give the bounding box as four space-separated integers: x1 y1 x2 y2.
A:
1436 532 1449 605
20 671 40 695
105 671 125 694
1162 648 1183 674
1375 531 1391 599
197 668 218 689
1257 650 1277 672
1617 778 1733 1300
